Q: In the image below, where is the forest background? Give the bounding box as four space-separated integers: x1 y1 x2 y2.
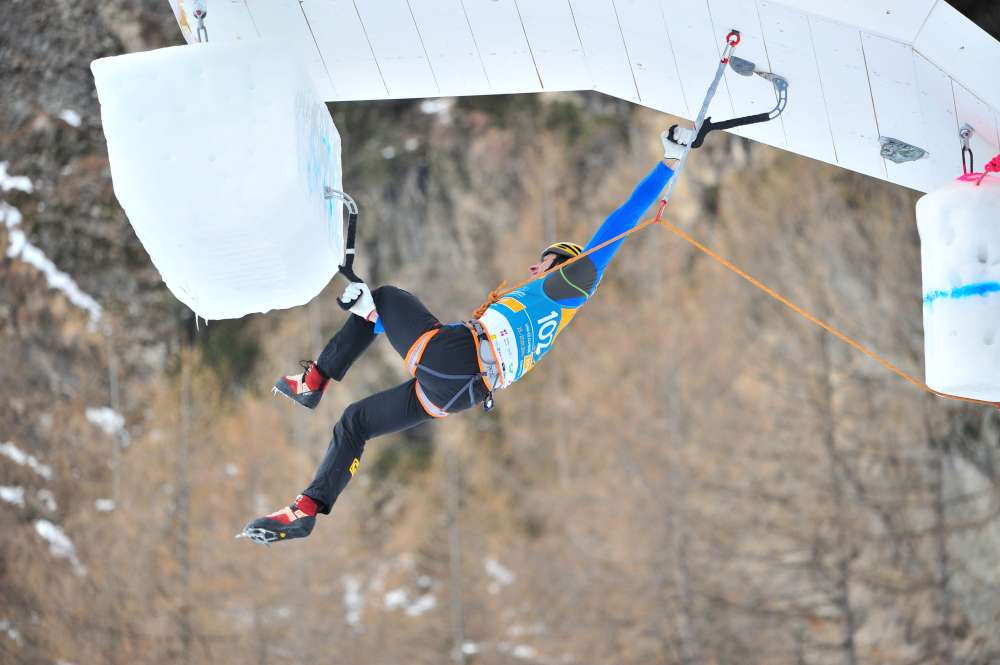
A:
3 2 1000 664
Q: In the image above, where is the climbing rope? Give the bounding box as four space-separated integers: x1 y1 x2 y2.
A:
472 26 996 410
651 199 1000 409
473 194 1000 410
471 216 662 316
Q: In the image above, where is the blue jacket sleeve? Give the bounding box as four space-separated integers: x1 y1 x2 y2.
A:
582 161 674 277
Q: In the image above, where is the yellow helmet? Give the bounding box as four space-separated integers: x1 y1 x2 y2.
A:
541 241 583 264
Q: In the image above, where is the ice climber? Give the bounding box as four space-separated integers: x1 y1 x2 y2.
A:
241 125 695 544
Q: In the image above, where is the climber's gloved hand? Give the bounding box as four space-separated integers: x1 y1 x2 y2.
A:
661 125 695 161
341 281 377 322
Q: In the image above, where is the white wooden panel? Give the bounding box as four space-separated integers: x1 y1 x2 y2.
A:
353 0 439 99
245 0 334 98
408 0 490 96
301 0 386 100
770 0 936 43
660 0 736 121
808 17 885 180
996 110 1000 156
568 0 639 102
756 1 834 163
705 0 785 148
862 34 931 191
515 0 592 91
953 83 1000 175
462 0 542 92
996 110 1000 152
912 54 962 189
615 0 686 114
205 0 259 43
914 1 1000 113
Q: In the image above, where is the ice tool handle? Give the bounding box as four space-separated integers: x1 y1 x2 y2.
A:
325 188 364 311
690 55 789 148
661 29 741 204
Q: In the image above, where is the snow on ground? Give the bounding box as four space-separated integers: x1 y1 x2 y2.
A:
342 575 364 627
37 489 57 511
497 642 538 661
0 486 57 511
95 498 115 512
0 441 53 479
383 587 437 617
0 486 25 507
34 519 86 576
58 109 82 127
2 160 102 326
0 619 22 644
404 593 436 617
512 645 538 660
508 623 546 637
85 407 124 436
0 162 33 193
1 200 103 326
345 555 438 626
383 587 408 611
484 556 515 594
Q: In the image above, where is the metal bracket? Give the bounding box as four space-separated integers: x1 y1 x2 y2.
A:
192 0 208 42
960 123 975 173
324 187 359 215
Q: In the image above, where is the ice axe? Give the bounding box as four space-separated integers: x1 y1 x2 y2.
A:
690 55 789 148
324 187 366 311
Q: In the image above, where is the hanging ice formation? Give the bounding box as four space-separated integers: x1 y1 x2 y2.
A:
91 39 344 320
917 152 1000 400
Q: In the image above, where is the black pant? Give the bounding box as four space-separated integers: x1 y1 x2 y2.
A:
302 286 487 514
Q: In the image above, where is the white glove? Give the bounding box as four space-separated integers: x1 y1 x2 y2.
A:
341 282 377 321
661 125 694 160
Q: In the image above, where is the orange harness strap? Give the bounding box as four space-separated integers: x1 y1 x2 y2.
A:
404 329 439 378
404 329 448 418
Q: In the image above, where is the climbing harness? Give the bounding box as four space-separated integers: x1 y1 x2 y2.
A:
403 321 500 417
464 318 501 412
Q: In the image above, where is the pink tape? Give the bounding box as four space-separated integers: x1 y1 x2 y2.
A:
956 153 1000 184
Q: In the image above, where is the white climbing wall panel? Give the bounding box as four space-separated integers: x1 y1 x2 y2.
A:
170 0 1000 193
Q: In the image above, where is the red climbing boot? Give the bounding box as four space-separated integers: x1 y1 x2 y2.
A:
273 360 330 409
239 494 320 545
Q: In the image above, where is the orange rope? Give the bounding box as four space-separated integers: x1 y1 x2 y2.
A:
475 199 998 409
656 216 998 409
470 217 662 318
472 280 508 319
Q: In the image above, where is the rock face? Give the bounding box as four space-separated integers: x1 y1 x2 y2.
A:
3 4 1000 665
